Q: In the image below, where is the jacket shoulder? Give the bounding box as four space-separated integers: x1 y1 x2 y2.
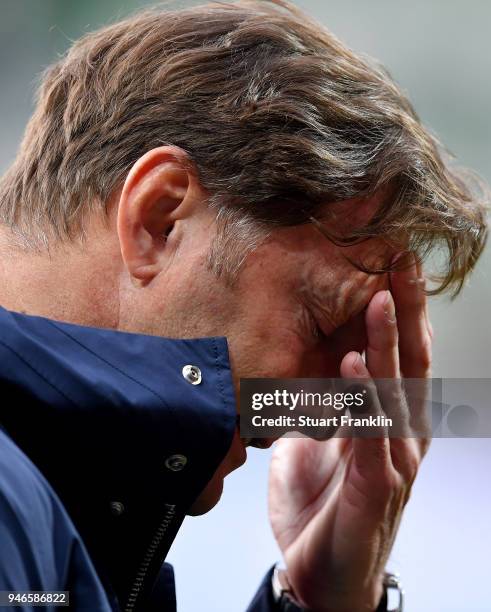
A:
0 429 113 609
0 428 70 586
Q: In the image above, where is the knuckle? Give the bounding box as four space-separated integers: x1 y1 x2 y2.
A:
418 341 432 370
406 283 426 306
391 439 420 481
405 338 432 373
371 438 391 464
376 468 399 498
371 332 399 353
383 386 405 406
419 435 432 457
403 451 420 483
427 321 435 340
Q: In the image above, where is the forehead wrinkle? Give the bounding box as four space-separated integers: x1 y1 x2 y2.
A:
298 258 386 331
290 293 320 344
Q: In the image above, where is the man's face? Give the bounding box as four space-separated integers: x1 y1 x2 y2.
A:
123 194 397 513
130 194 394 383
224 216 393 383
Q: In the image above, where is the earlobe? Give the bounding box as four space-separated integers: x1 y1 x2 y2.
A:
116 146 191 285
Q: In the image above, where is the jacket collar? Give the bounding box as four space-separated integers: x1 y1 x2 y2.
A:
0 306 237 608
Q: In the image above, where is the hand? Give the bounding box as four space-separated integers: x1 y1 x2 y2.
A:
268 254 432 612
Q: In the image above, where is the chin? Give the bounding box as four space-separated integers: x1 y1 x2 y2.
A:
187 476 225 515
187 431 248 515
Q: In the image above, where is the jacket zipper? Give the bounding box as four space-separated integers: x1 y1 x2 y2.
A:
124 503 176 612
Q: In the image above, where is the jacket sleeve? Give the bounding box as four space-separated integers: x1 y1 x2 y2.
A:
147 563 176 612
246 567 279 612
0 429 113 612
247 567 389 612
246 567 304 612
0 306 238 611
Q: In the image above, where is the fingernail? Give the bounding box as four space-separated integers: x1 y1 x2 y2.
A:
383 290 396 323
352 353 365 375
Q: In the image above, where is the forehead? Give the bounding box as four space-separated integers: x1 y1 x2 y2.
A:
300 235 392 329
274 191 400 266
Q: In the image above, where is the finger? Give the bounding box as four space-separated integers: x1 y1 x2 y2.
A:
415 257 434 341
342 353 420 483
340 352 393 475
365 290 400 379
391 254 432 447
362 292 411 435
390 252 432 378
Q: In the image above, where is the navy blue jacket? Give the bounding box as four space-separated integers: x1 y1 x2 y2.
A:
0 306 282 611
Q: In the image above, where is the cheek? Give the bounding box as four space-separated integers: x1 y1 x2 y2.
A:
233 304 317 378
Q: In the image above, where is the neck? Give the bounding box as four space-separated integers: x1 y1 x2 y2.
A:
0 226 121 329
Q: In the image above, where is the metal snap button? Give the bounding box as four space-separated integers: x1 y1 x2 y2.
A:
182 365 202 385
110 501 125 516
164 454 188 472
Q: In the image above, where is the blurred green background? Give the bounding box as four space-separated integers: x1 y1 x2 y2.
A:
1 1 490 610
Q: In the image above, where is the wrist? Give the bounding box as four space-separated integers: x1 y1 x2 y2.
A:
272 568 400 612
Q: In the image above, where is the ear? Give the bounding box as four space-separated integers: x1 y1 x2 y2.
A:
117 146 196 285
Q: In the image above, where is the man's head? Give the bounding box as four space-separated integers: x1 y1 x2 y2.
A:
0 1 487 512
